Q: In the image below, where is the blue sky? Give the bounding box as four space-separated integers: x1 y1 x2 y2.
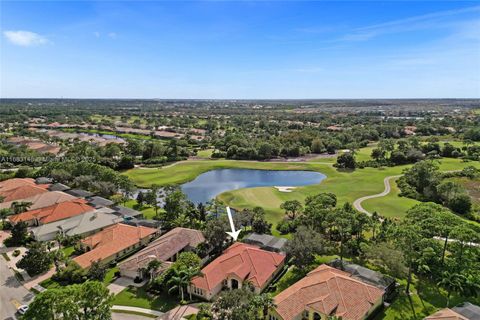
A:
1 1 479 99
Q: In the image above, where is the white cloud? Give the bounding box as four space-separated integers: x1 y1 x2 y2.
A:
3 30 49 47
93 31 101 38
108 32 117 39
342 5 480 41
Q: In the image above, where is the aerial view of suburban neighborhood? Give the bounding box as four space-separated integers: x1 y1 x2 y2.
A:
1 1 479 320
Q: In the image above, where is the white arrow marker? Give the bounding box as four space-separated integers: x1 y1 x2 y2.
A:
226 206 241 241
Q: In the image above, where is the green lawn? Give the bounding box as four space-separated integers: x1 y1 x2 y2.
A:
196 149 214 159
113 285 179 312
124 199 160 219
124 156 480 225
61 246 75 258
362 177 420 219
104 267 119 285
375 278 480 320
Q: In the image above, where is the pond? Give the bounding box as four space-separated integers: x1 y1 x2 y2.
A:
180 169 326 204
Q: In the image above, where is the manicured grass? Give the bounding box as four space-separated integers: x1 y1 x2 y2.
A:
113 285 179 312
375 278 480 320
271 267 306 295
40 277 61 289
104 267 119 285
362 177 420 219
124 199 159 219
61 246 75 258
124 156 480 226
196 148 214 159
124 160 320 187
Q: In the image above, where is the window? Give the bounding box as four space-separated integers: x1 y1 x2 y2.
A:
192 286 203 296
268 315 278 320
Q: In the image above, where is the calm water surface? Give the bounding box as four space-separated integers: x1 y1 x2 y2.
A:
181 169 326 204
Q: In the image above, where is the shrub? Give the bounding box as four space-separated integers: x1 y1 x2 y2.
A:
276 219 297 234
12 249 21 257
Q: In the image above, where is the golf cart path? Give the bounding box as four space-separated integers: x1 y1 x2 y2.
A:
353 175 402 216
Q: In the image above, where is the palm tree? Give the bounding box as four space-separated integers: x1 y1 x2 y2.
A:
437 271 466 307
10 201 32 214
146 259 162 282
252 293 276 319
168 267 202 301
51 249 66 272
370 211 380 240
167 269 190 301
55 233 64 249
183 267 202 301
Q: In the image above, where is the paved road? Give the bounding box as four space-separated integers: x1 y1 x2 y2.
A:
352 175 402 216
0 255 34 319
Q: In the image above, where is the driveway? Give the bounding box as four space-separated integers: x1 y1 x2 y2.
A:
0 255 35 319
108 277 146 295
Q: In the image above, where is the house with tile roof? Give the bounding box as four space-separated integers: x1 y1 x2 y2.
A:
0 178 37 191
31 207 123 241
119 227 205 279
189 243 286 301
425 303 480 320
269 264 385 320
72 223 157 269
0 191 77 210
8 199 94 226
0 183 49 202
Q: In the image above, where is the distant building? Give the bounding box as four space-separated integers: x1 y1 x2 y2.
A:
189 243 285 301
243 233 288 253
0 190 76 211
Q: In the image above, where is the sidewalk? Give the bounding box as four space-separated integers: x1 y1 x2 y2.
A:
111 305 164 317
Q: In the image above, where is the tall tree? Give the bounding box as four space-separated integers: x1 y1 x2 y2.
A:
280 200 303 220
285 226 327 268
16 242 52 276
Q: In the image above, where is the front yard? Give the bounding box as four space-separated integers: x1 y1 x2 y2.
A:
113 285 179 312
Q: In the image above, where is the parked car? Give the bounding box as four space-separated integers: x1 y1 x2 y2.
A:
17 305 29 315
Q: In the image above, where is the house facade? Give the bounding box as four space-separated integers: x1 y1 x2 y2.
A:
189 243 286 301
72 223 157 269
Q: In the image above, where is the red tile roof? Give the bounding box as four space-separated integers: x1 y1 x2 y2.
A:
0 184 49 202
274 264 384 320
0 178 36 191
9 199 94 224
73 223 157 268
191 243 285 291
